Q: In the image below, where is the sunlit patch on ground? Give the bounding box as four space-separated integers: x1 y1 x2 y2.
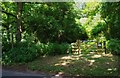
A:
54 61 71 66
88 60 95 66
91 55 101 58
102 53 113 57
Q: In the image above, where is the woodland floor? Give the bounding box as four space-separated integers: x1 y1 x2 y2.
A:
3 52 120 76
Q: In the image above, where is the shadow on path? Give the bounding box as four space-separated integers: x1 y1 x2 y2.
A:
2 69 54 78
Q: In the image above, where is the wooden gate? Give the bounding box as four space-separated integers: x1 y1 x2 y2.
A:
71 40 106 54
71 40 81 54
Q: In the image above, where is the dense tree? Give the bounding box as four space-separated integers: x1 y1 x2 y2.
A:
1 2 89 49
1 2 17 49
100 2 120 40
24 2 88 43
1 2 24 44
79 2 101 39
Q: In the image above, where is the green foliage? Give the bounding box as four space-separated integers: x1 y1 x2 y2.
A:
2 2 88 65
100 2 120 40
26 2 88 43
2 40 12 53
2 41 71 65
107 39 120 55
2 41 39 65
91 22 106 37
79 2 101 39
81 41 97 53
2 2 120 66
37 43 71 56
81 2 100 17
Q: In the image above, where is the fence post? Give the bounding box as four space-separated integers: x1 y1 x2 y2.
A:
76 39 81 54
103 41 107 54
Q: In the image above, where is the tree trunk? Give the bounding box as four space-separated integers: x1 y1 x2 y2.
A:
16 2 23 43
7 15 10 43
11 32 14 48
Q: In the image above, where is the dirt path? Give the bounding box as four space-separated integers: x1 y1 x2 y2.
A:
2 69 66 78
2 69 48 76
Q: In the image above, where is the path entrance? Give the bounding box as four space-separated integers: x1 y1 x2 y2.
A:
71 40 106 54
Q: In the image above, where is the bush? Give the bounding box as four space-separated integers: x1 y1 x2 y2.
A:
53 43 71 55
107 39 120 55
2 41 71 65
2 43 12 53
2 41 39 65
37 43 71 56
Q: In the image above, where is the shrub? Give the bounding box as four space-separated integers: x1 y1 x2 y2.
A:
2 42 12 53
53 43 70 55
2 41 39 65
37 43 71 56
2 41 71 65
107 39 120 55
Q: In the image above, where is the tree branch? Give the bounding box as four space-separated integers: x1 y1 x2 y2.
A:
1 9 16 18
103 18 108 24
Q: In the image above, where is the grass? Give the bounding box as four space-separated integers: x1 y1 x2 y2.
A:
3 51 119 76
26 52 120 76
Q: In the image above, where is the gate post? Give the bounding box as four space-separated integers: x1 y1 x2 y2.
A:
76 40 81 54
103 41 107 54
